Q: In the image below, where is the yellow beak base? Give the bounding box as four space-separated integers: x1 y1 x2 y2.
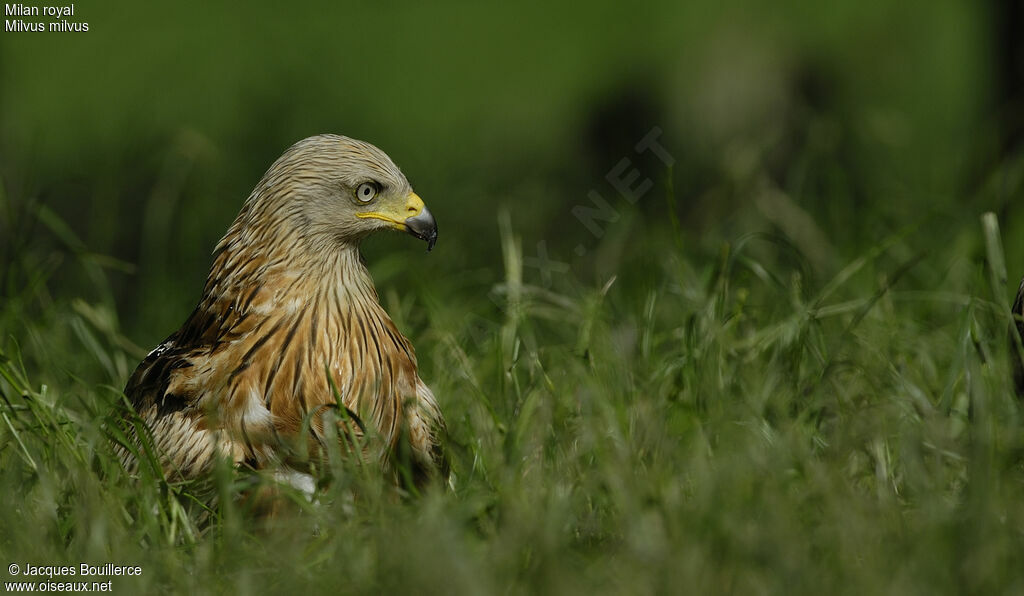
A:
357 192 437 251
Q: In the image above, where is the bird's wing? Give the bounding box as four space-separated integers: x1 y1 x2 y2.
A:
119 332 228 477
403 378 448 484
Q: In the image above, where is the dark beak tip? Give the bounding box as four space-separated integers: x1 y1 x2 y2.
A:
405 207 438 253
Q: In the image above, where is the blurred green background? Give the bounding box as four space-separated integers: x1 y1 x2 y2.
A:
2 0 1014 357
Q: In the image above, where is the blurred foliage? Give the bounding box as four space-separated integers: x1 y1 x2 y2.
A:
0 0 1000 346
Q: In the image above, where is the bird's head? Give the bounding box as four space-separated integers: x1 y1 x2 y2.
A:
248 134 438 252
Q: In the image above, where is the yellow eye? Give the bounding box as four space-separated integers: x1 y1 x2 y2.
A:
356 182 378 203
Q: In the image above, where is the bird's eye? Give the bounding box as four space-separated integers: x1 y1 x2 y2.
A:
356 182 379 203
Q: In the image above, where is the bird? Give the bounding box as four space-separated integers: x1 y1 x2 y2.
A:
118 134 447 495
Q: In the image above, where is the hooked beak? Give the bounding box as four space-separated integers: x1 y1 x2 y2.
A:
356 191 438 252
405 204 438 252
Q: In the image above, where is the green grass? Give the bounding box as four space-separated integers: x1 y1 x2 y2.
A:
3 167 1024 594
